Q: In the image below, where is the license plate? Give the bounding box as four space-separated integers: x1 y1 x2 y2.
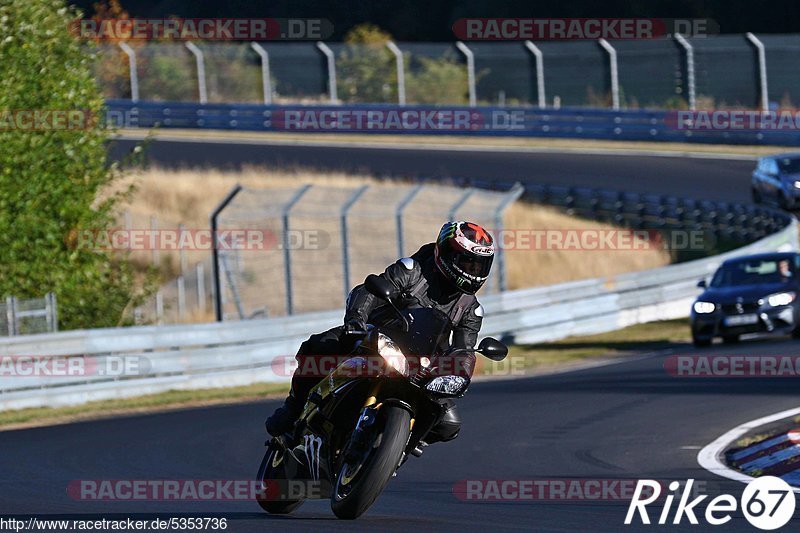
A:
724 314 758 326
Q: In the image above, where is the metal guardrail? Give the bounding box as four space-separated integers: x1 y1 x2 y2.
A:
0 215 795 411
108 100 800 146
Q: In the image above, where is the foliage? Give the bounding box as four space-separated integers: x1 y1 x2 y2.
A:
0 0 151 329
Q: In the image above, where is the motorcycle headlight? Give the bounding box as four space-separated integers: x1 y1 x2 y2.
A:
794 180 800 189
693 301 716 314
767 291 796 307
425 375 468 397
377 333 409 376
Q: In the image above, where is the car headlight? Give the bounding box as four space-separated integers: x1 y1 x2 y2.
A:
693 301 716 314
767 292 796 307
425 375 468 396
377 333 409 376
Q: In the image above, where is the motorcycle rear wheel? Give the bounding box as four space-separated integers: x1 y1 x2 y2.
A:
331 405 411 519
256 443 305 514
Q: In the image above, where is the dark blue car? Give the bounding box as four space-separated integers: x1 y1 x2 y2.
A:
751 153 800 209
690 252 800 347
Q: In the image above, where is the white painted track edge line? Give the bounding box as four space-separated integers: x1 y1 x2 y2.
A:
697 405 800 492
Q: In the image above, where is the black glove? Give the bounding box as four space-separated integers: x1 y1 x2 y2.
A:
344 317 367 335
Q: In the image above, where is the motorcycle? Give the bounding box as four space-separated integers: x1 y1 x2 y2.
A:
256 274 508 519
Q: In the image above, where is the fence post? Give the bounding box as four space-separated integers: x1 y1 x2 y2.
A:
524 41 546 108
220 254 245 319
210 184 243 322
250 42 273 105
455 42 477 107
340 185 369 300
597 39 620 110
396 185 424 258
746 33 769 112
493 183 525 292
5 296 16 337
282 184 313 315
177 275 186 321
155 290 164 325
386 41 406 106
196 262 206 316
185 42 208 104
448 188 476 220
674 33 696 111
316 41 338 103
118 42 139 102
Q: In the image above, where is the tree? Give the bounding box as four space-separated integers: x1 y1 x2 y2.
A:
0 0 149 329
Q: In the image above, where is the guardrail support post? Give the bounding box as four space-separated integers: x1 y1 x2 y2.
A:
746 33 769 112
340 185 369 300
185 42 208 104
674 33 696 111
282 184 313 315
45 292 58 332
210 184 243 322
386 41 406 106
598 39 620 110
250 42 273 105
118 42 139 102
493 183 525 292
524 41 546 108
396 184 424 258
316 42 338 103
455 42 477 107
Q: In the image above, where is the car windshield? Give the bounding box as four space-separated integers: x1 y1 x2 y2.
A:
777 157 800 173
710 259 795 287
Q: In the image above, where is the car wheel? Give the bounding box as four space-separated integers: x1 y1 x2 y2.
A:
722 334 740 344
692 333 712 347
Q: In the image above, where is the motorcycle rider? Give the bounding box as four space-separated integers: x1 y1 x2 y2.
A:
266 220 495 444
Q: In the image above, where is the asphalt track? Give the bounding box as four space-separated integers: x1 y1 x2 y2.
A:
1 139 791 531
109 137 757 203
2 336 800 532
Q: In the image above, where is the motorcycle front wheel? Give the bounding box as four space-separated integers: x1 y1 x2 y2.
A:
331 405 411 519
256 442 305 515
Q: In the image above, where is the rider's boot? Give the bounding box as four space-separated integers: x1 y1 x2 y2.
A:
265 376 318 437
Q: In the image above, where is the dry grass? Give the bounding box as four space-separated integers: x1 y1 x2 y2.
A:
112 166 670 319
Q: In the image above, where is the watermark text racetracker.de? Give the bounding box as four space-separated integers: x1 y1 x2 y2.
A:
70 18 333 41
0 355 149 377
665 355 800 377
667 110 800 131
67 228 327 252
452 18 718 40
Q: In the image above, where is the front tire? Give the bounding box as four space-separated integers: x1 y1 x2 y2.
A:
331 405 411 519
256 443 305 515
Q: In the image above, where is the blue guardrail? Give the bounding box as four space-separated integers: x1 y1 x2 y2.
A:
107 100 800 146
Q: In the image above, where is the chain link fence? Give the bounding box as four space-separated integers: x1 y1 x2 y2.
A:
95 34 800 109
211 182 522 320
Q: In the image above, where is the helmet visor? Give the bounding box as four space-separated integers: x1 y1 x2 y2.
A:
450 251 493 279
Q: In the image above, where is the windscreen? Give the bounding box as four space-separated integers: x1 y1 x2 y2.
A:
710 259 795 287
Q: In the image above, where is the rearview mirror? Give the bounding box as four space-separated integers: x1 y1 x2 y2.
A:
477 337 508 361
697 279 707 289
365 274 395 301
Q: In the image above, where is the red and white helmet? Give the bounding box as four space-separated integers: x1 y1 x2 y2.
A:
434 221 494 294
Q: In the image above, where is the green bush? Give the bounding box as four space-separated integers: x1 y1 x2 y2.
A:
0 0 149 329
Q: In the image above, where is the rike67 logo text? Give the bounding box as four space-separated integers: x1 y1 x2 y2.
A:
625 477 796 530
